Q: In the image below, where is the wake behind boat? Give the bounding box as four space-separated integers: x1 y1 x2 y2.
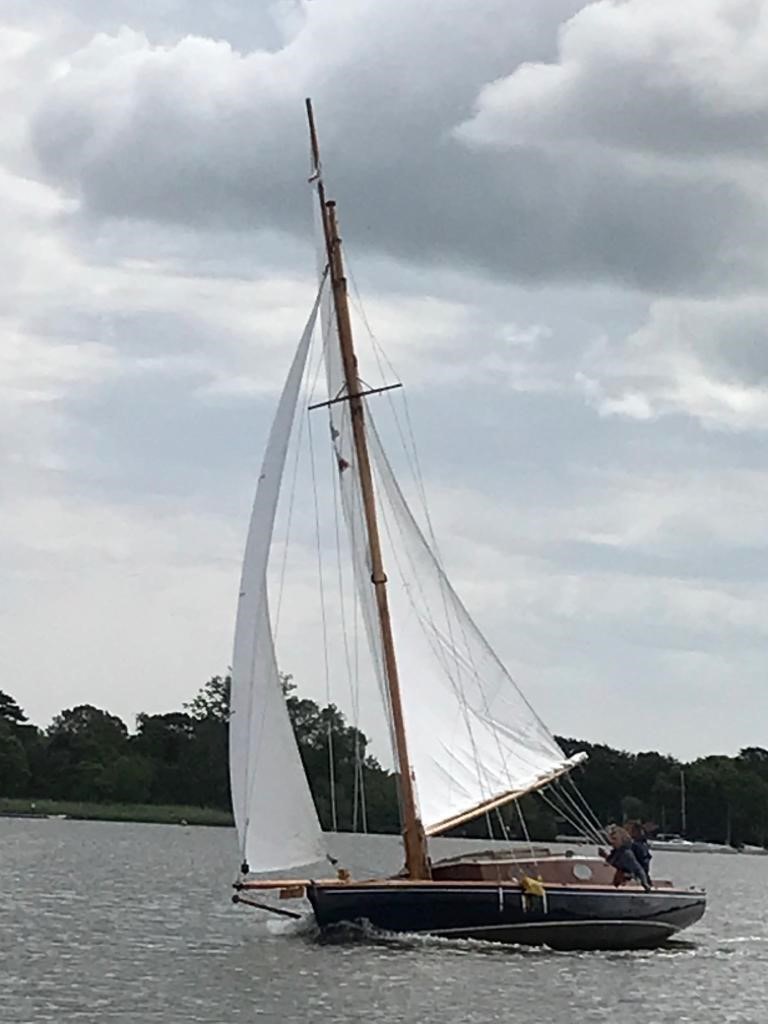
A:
229 100 706 951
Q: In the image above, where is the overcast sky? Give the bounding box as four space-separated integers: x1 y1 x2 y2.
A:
3 0 768 762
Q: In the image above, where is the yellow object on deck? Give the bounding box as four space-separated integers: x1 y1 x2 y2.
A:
520 875 546 897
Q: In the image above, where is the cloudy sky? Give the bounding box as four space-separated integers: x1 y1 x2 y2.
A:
3 0 768 762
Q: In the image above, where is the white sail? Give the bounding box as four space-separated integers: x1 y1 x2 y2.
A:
229 283 327 873
319 288 400 767
367 423 584 835
318 283 578 836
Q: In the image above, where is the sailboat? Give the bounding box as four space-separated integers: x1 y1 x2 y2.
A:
229 100 707 951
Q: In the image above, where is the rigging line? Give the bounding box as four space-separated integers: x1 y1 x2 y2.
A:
335 427 399 772
563 773 609 840
344 258 430 528
369 422 550 787
541 778 602 842
374 466 497 807
328 427 358 829
536 788 591 843
351 547 368 833
326 412 357 711
388 387 496 750
538 785 603 845
371 377 489 772
307 409 338 833
325 392 390 820
556 777 608 843
536 786 600 845
513 798 539 869
358 480 432 822
344 260 437 570
367 418 473 699
370 407 561 774
371 461 542 821
345 256 379 352
317 273 374 832
401 615 562 779
342 261 564 821
546 791 601 847
560 775 606 840
327 406 368 833
306 323 330 408
344 255 487 741
345 258 498 798
494 806 511 842
546 772 605 843
387 409 523 790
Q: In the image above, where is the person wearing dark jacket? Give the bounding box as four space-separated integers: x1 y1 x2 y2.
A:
599 826 651 891
628 821 652 883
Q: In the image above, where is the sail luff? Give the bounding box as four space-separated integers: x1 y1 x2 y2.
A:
229 281 327 874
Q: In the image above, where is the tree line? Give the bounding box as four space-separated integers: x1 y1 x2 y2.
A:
1 679 767 847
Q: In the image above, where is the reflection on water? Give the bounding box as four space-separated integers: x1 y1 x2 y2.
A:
1 819 766 1023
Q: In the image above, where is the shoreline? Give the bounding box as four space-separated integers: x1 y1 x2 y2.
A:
0 798 234 827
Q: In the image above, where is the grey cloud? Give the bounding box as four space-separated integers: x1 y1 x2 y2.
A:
29 2 767 294
2 0 285 52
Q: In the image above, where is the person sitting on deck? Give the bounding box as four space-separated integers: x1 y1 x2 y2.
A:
628 821 652 883
599 826 651 891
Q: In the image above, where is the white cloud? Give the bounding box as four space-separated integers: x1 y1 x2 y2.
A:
458 0 768 160
578 295 768 429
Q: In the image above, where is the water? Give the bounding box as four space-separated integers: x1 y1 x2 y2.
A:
1 818 766 1023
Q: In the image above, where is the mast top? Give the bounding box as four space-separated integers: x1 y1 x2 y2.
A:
305 97 321 177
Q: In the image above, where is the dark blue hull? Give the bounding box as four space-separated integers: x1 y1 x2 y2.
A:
306 882 706 950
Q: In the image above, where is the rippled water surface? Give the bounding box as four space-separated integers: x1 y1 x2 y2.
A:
1 818 766 1023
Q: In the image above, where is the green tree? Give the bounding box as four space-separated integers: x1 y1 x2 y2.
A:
44 705 129 801
282 677 398 832
184 675 230 722
98 755 155 803
0 691 27 726
177 678 231 809
0 720 30 796
621 795 646 822
132 712 196 804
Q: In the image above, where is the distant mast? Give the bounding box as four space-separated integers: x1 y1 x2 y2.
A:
305 98 430 880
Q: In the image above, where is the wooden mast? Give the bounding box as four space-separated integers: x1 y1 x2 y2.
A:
305 98 430 880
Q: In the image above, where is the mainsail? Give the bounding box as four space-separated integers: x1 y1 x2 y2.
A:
229 282 327 874
318 269 580 836
367 423 585 834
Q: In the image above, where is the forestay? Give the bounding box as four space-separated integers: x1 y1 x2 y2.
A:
229 282 327 874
